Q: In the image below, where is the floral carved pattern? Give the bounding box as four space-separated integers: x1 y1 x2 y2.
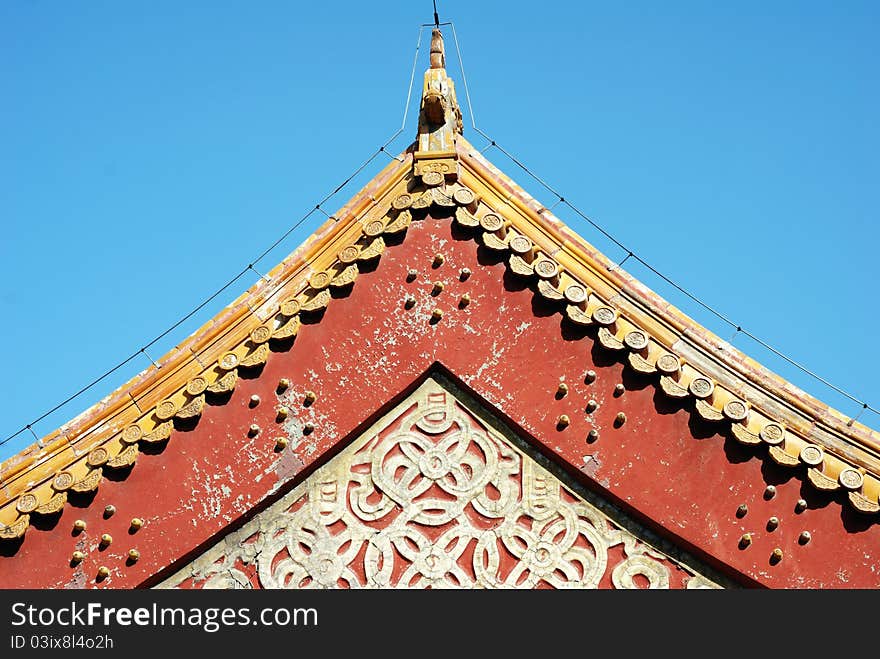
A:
159 379 719 590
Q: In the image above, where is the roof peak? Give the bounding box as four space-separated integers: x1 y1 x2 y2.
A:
414 27 463 182
429 27 446 69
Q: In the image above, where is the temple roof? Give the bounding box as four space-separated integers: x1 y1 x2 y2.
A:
1 28 878 588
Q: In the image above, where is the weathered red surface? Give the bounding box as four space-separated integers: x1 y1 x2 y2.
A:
1 213 877 588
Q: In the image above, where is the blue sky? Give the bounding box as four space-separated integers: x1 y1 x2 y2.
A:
1 1 877 459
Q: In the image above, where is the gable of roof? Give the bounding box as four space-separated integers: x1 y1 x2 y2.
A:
1 28 877 589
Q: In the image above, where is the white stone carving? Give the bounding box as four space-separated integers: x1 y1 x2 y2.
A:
158 378 719 589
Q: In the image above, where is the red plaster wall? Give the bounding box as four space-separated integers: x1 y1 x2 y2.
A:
1 213 877 588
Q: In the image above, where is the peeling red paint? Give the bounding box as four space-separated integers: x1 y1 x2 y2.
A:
1 214 878 588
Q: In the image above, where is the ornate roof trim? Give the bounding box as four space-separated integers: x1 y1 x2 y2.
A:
3 30 879 544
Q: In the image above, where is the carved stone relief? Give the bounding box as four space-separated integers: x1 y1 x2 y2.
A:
158 378 720 589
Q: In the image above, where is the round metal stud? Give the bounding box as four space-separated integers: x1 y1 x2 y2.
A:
795 499 808 513
433 253 445 267
73 520 87 533
798 531 811 545
587 429 599 443
615 412 627 425
100 534 112 547
557 382 569 397
764 485 777 499
103 505 116 518
614 383 625 396
275 437 289 449
770 548 783 564
404 295 416 309
249 394 261 407
248 424 260 437
739 533 752 548
767 516 779 531
71 551 85 564
736 504 748 518
586 400 598 413
303 423 315 435
431 308 444 322
130 518 144 531
406 269 418 282
277 378 290 393
97 566 110 579
585 370 596 384
128 549 140 562
432 281 445 294
459 268 471 281
557 415 570 429
276 406 289 421
304 391 317 405
458 294 470 307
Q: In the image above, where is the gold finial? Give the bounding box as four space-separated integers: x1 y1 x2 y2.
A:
430 28 446 69
415 26 462 176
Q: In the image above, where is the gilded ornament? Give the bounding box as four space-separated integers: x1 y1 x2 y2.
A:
87 447 110 467
218 352 240 371
623 330 648 351
799 445 824 466
240 343 270 368
338 244 360 264
838 468 864 491
249 325 272 344
655 353 681 375
279 298 302 317
688 377 714 399
186 376 208 396
121 424 143 444
391 193 413 210
308 271 332 291
52 471 75 492
592 306 617 326
722 400 748 422
509 234 533 256
452 187 476 206
16 493 39 514
479 213 504 233
533 258 560 280
363 219 386 238
563 284 587 305
422 171 444 187
759 423 785 445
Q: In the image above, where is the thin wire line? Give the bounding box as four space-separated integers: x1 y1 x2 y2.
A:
445 22 878 422
0 23 428 450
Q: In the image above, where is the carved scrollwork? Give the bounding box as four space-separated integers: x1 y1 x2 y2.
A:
161 382 720 590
